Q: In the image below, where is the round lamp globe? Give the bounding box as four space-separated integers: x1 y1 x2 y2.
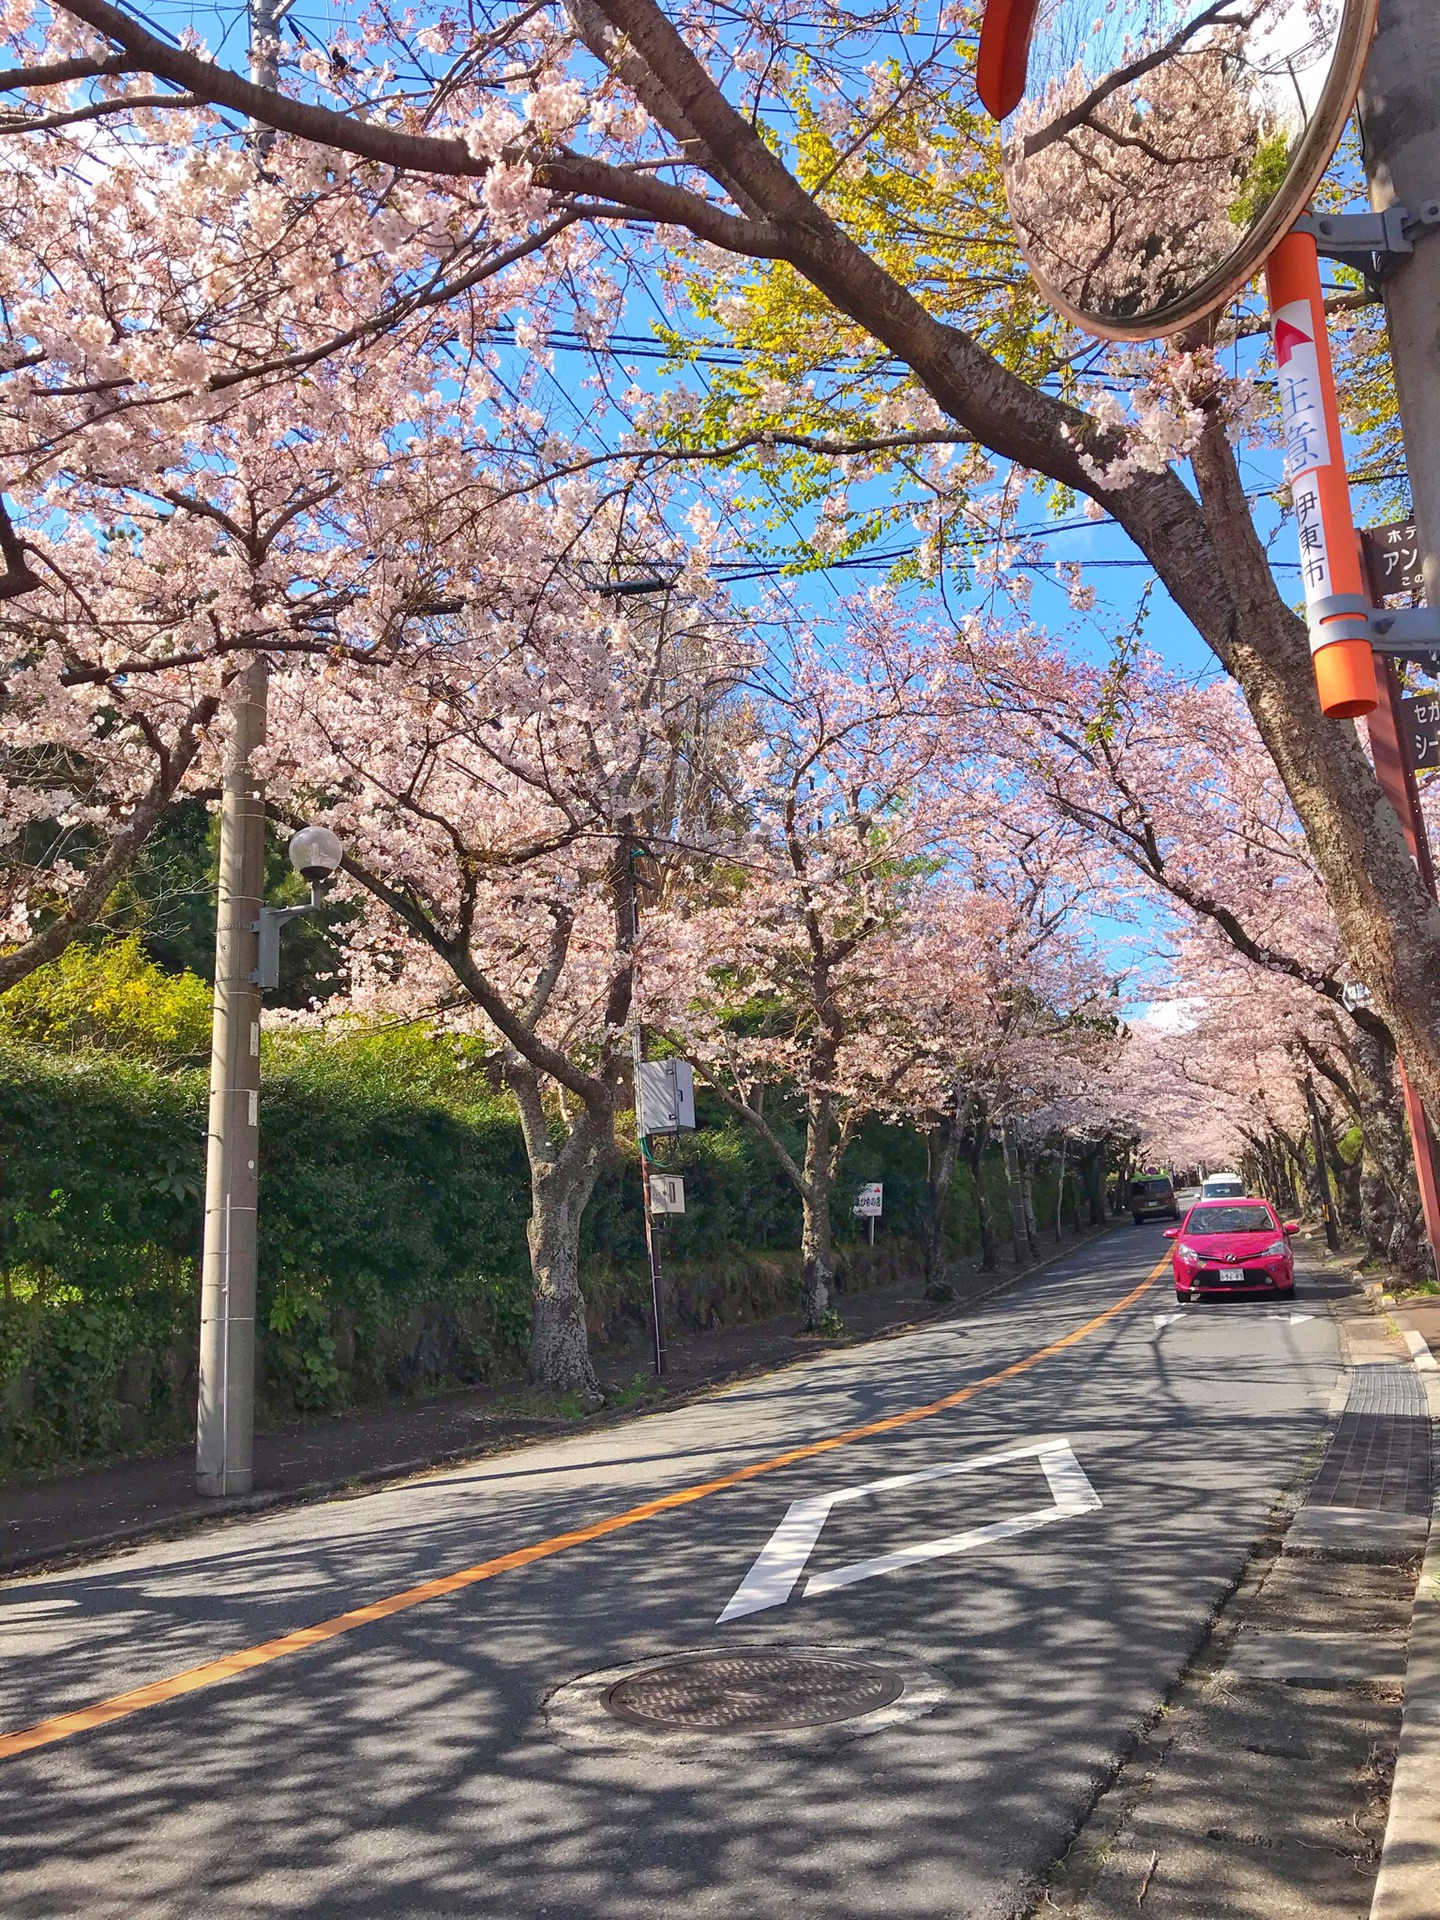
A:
287 824 344 884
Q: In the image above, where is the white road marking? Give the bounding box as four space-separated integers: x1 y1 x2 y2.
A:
1154 1310 1314 1333
717 1437 1101 1624
1402 1328 1439 1371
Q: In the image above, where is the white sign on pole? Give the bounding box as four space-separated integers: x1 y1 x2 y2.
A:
636 1059 696 1136
648 1174 686 1216
1274 299 1335 614
853 1182 883 1218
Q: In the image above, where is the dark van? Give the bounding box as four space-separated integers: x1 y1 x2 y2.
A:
1129 1175 1179 1225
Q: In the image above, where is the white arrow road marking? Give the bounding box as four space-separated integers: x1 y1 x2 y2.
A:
1154 1310 1314 1332
717 1437 1101 1625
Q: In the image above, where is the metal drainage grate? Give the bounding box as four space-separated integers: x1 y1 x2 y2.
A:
601 1652 905 1733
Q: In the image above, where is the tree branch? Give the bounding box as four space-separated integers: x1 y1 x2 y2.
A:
0 53 133 89
0 690 218 995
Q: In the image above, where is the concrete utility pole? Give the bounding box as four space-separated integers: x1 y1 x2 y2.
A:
633 1029 669 1380
1358 1 1440 1280
1359 3 1440 610
196 659 268 1496
195 0 282 1498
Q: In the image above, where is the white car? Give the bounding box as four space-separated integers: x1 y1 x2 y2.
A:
1200 1172 1246 1200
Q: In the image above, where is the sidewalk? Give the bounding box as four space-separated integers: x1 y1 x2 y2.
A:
0 1220 1117 1578
1357 1274 1440 1920
1369 1284 1440 1378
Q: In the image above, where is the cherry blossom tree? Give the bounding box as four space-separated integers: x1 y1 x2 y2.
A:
260 490 752 1393
951 625 1424 1259
635 620 948 1328
910 848 1116 1284
0 44 618 984
0 325 506 988
8 0 1437 1151
641 609 1114 1323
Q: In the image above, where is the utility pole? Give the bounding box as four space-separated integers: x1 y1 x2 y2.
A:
195 0 279 1497
1359 4 1440 611
633 1028 669 1379
196 658 267 1495
1357 3 1440 1280
1303 1075 1342 1253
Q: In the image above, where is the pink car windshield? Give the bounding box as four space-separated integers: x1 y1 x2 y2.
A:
1189 1205 1274 1235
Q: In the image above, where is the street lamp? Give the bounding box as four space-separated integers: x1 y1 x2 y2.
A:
253 826 346 991
195 818 344 1498
287 823 345 884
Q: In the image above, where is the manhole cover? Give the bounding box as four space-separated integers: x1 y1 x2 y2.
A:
601 1651 905 1732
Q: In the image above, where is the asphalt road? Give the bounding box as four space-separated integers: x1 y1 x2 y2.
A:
0 1224 1341 1920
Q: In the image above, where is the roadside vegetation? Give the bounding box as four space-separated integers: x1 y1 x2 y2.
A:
0 926 1110 1474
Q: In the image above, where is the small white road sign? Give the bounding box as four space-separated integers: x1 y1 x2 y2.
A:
853 1182 883 1218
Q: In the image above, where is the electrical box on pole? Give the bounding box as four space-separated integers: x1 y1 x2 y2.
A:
636 1059 696 1135
647 1175 686 1215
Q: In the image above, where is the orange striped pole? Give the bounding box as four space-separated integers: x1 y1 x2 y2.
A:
1264 229 1377 718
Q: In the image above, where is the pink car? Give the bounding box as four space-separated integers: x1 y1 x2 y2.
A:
1164 1198 1300 1304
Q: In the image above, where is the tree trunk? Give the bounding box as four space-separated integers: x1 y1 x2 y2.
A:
1344 1027 1424 1267
966 1111 997 1271
527 1160 604 1398
799 1185 835 1330
922 1087 970 1300
1019 1148 1041 1260
1081 1146 1106 1227
798 1087 837 1330
1000 1117 1027 1265
1329 1129 1361 1235
508 1060 610 1399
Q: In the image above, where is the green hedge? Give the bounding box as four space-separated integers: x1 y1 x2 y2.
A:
0 1023 1071 1472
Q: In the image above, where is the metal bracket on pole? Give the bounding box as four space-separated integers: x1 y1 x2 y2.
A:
1367 606 1440 667
1296 203 1440 290
250 885 324 991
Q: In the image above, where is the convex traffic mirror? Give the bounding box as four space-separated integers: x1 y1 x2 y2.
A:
995 0 1378 339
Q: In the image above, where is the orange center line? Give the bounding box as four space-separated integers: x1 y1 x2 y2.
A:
0 1255 1166 1763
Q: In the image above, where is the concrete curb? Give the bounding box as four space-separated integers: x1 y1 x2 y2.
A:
1 1222 1123 1582
1369 1364 1440 1920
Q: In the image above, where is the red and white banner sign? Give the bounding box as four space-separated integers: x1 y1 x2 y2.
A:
1273 299 1333 604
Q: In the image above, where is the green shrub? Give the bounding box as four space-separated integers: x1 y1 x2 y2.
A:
0 1015 1040 1470
0 936 213 1064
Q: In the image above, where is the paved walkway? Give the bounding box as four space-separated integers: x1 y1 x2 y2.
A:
1308 1364 1432 1515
